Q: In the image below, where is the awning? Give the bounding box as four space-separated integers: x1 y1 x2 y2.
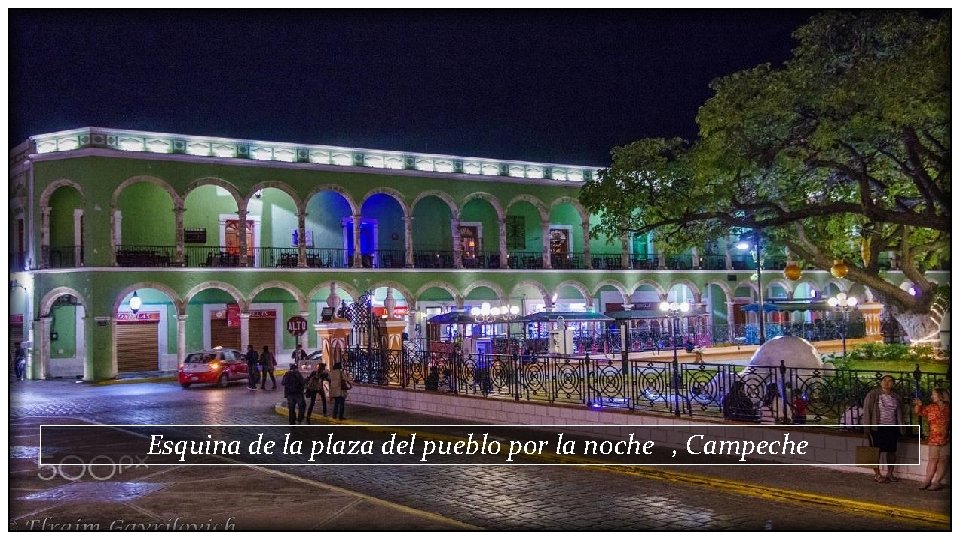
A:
520 311 613 323
741 302 782 313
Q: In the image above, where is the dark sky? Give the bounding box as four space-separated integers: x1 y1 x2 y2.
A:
9 10 819 165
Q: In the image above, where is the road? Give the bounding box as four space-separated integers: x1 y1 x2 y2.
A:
8 379 949 531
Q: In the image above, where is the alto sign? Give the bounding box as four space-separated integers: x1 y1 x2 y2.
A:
286 316 308 337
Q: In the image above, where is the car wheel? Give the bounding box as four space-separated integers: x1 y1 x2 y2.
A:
181 383 191 389
218 374 229 388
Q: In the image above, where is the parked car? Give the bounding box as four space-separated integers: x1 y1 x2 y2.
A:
299 350 325 374
178 348 246 389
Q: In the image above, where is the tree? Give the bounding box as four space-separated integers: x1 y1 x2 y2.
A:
581 11 950 343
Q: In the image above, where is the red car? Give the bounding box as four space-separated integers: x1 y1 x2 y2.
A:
178 348 247 389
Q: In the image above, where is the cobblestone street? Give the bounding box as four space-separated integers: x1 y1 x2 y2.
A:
9 380 951 531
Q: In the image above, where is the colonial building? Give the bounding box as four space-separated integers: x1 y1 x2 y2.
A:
8 127 940 380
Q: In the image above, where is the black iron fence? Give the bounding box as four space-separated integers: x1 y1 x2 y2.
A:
344 347 950 426
46 245 83 268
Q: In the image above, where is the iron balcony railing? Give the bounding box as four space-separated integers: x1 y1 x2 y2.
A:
412 249 455 269
507 251 544 269
344 347 949 426
461 250 502 269
551 252 584 270
46 245 83 268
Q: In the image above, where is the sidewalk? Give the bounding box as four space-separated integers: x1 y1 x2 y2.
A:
276 400 951 528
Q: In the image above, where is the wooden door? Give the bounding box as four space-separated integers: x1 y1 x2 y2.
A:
224 220 255 256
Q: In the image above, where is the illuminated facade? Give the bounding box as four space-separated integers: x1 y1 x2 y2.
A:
8 127 940 380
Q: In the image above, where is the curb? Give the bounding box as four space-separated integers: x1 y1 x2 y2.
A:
273 403 949 528
95 376 177 385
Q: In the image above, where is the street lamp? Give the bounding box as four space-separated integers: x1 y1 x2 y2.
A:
659 300 690 417
827 292 858 357
737 231 765 344
129 291 142 314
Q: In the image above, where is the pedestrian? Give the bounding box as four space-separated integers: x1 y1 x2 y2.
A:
13 342 27 381
304 363 330 421
259 345 277 390
328 361 353 420
913 388 950 490
723 380 759 422
863 374 904 483
244 345 259 390
291 343 308 367
281 363 306 425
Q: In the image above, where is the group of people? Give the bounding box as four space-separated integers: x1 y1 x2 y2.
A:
278 344 354 425
864 374 950 490
243 345 278 390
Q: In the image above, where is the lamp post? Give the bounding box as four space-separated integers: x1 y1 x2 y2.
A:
827 292 858 357
737 231 765 344
659 300 690 417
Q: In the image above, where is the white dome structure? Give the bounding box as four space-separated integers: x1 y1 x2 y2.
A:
747 336 822 369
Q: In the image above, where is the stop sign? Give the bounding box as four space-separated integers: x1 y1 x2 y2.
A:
286 316 308 337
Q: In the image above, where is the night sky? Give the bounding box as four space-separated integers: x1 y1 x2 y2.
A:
9 10 819 165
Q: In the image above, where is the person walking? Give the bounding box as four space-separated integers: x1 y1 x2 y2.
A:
13 342 26 381
863 374 905 483
281 363 306 425
259 345 277 390
244 345 260 390
328 361 353 420
304 363 330 422
913 388 950 490
723 380 759 422
291 344 308 368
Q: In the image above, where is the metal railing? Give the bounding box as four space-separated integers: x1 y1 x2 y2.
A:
629 255 659 270
551 252 584 270
373 249 407 269
461 251 502 269
507 251 543 269
46 245 83 268
413 249 455 269
344 347 950 425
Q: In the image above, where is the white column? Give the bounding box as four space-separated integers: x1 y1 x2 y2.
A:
73 208 84 266
452 215 463 269
237 208 249 267
37 316 52 379
404 215 414 268
113 209 122 266
40 206 51 268
177 314 188 365
691 247 700 269
498 218 508 269
352 214 363 268
542 219 552 269
582 218 592 269
174 205 185 266
297 210 308 268
621 231 630 269
725 248 733 270
239 312 251 352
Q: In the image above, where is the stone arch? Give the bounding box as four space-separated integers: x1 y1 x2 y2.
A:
111 175 183 209
506 194 549 223
733 280 760 297
665 279 702 300
361 187 410 218
367 281 415 308
764 278 795 299
248 280 308 313
509 280 551 304
183 177 243 208
411 190 460 219
111 283 185 317
39 287 89 317
553 280 593 304
39 179 86 209
462 280 506 303
704 280 735 301
306 281 362 307
304 184 361 216
791 279 821 299
592 280 629 303
550 195 588 222
246 181 303 213
629 280 666 298
415 281 463 303
461 192 505 221
184 281 247 310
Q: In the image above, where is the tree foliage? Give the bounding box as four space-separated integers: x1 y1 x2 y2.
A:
581 11 950 320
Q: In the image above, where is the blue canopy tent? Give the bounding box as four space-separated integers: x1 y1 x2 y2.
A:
740 302 782 313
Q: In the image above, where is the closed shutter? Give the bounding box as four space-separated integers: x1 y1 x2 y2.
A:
116 322 159 372
249 318 276 352
210 319 240 350
210 316 276 351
